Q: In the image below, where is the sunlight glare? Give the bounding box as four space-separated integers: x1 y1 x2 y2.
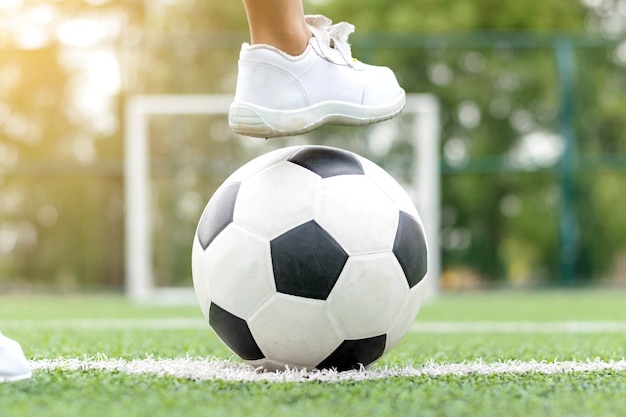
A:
87 51 121 95
0 0 22 12
57 18 106 47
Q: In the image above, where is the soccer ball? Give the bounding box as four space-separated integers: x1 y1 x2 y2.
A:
191 145 428 371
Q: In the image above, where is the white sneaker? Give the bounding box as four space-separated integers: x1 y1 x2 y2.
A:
0 332 31 383
229 15 406 138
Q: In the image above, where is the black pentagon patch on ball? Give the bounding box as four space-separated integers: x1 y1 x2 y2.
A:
317 334 387 371
270 220 348 300
196 182 241 250
288 146 364 178
208 302 264 361
393 211 428 288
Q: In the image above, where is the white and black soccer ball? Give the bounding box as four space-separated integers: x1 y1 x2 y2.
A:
191 145 428 371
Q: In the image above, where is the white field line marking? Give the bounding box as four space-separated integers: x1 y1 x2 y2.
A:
410 321 626 334
2 319 626 333
0 318 209 330
29 358 626 382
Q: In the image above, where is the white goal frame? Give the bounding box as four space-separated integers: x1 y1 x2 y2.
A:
124 94 440 304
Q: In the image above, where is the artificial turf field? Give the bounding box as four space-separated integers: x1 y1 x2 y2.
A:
2 290 626 417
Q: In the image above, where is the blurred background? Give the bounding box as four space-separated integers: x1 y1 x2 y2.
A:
1 0 625 296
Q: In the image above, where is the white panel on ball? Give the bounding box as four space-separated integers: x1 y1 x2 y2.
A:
234 162 320 240
202 224 275 319
360 157 420 220
316 175 399 255
248 293 342 369
223 146 297 184
191 236 211 318
383 279 429 355
327 253 410 339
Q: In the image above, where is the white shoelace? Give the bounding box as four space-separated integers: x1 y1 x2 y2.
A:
305 15 357 68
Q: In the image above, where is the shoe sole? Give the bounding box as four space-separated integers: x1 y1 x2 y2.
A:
0 371 32 383
229 91 406 138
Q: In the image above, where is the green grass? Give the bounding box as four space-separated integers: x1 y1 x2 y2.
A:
7 371 626 417
2 290 626 417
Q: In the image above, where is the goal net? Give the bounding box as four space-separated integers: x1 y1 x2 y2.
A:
124 94 440 304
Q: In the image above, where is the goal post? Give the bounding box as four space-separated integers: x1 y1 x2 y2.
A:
407 94 441 301
124 94 440 304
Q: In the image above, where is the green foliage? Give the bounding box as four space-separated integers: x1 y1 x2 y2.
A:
306 0 587 32
2 1 626 287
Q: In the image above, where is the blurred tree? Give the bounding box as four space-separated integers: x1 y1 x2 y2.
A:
0 0 144 288
2 0 626 289
305 0 626 284
306 0 586 32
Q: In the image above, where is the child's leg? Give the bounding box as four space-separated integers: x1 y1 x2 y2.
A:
243 0 311 56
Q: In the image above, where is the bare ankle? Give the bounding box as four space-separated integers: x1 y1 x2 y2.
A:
249 20 311 56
